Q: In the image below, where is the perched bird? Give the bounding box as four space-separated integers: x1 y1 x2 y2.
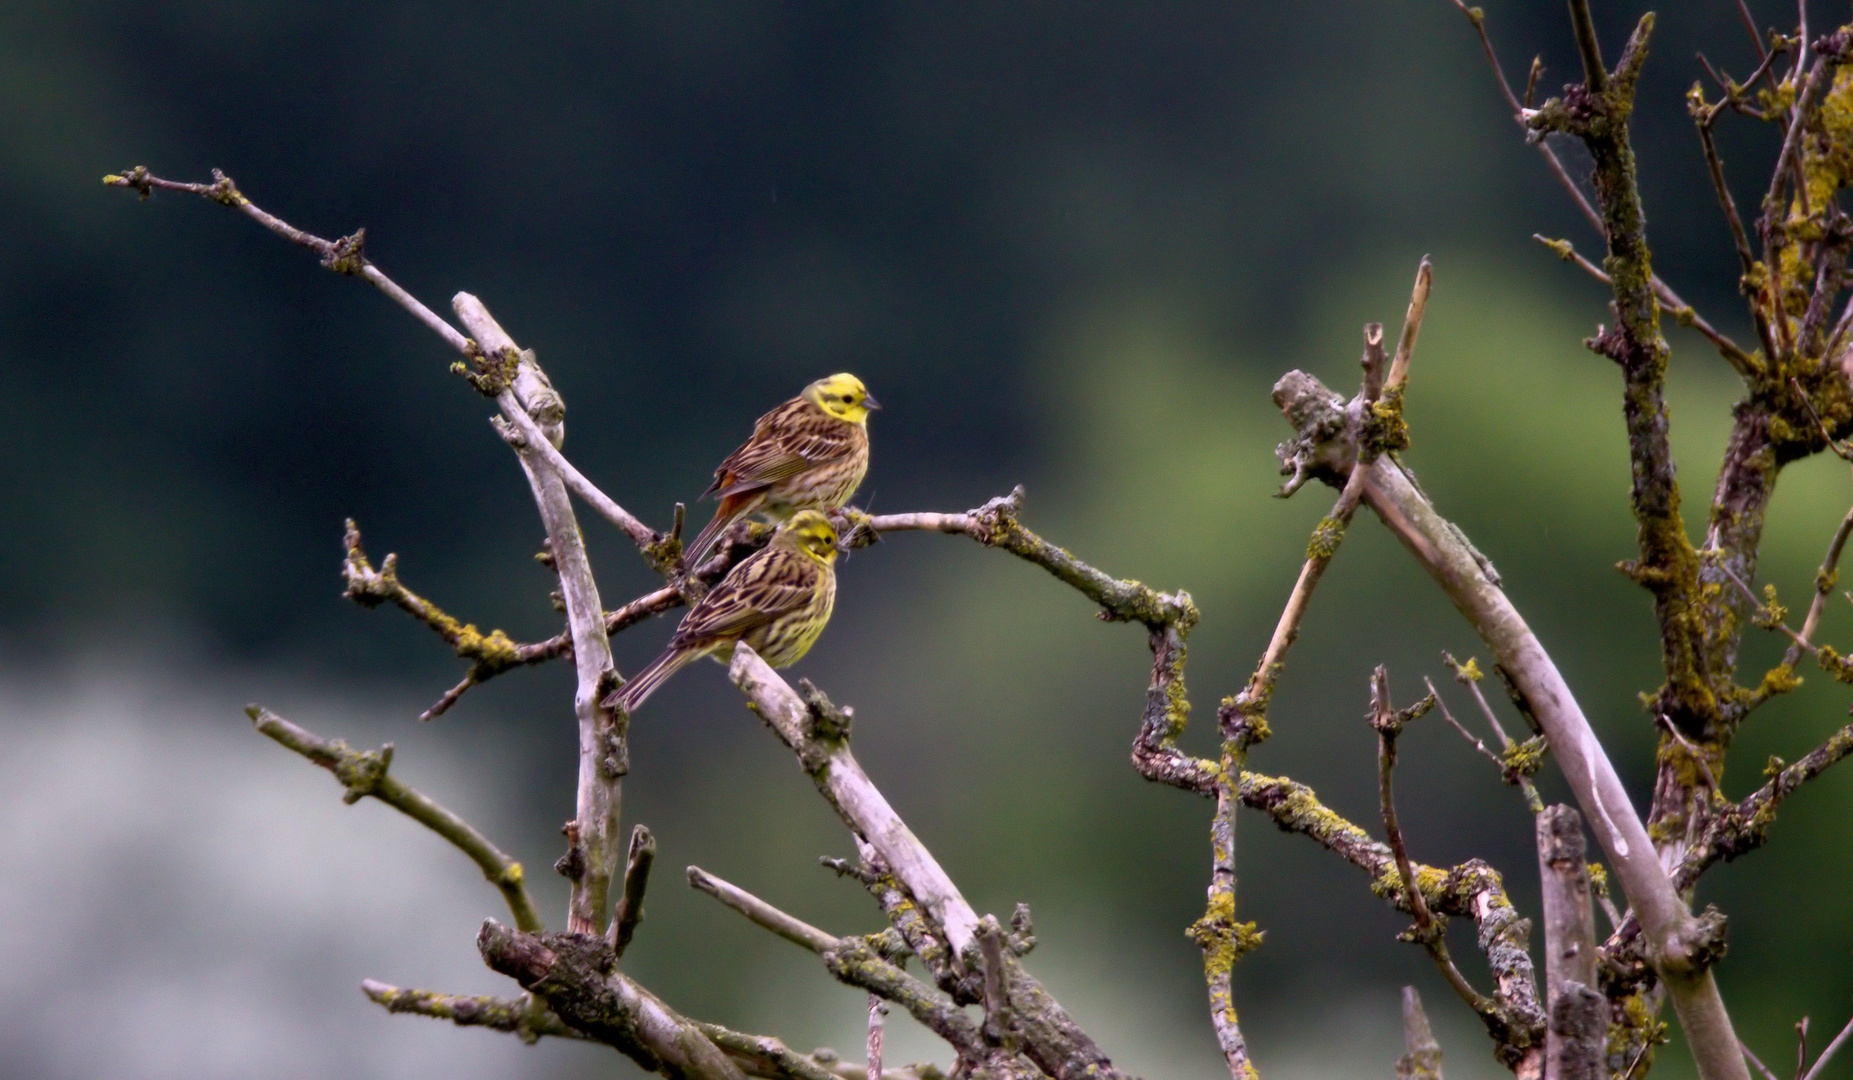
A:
606 510 841 715
683 373 877 567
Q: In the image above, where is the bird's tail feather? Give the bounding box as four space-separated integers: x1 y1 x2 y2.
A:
685 506 741 567
606 648 700 715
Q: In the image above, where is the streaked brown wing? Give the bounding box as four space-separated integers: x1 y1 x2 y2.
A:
670 549 818 646
709 402 857 497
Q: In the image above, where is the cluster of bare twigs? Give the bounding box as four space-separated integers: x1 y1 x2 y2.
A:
101 2 1853 1078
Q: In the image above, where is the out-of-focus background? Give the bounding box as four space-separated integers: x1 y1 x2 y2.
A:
3 2 1851 1077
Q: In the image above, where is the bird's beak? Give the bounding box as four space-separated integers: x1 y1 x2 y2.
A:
863 394 882 410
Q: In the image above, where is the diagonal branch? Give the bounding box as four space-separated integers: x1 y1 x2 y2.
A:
453 296 625 939
1786 489 1853 668
478 921 749 1080
685 866 982 1060
857 488 1197 631
248 706 542 933
361 980 583 1043
1235 766 1544 1067
727 649 981 958
725 650 1127 1080
102 167 661 551
1273 367 1748 1080
1371 669 1511 1058
1534 234 1758 376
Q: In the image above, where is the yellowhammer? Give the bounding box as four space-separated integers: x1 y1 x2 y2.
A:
683 373 876 566
606 510 840 714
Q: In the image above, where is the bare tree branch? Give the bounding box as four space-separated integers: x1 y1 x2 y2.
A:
248 706 542 933
858 488 1197 631
361 980 583 1043
102 167 663 551
1372 670 1514 1062
687 865 839 953
684 865 982 1062
1273 367 1741 1079
725 651 1130 1080
478 921 750 1080
452 296 626 938
1787 487 1853 667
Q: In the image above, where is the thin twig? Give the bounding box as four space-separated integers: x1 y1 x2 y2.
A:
361 980 586 1043
1438 657 1544 811
1426 676 1506 768
1743 1041 1784 1080
1655 713 1722 795
1535 234 1758 375
678 867 982 1063
1235 261 1431 720
1372 669 1491 1017
1789 490 1853 666
249 706 542 933
856 488 1196 630
1387 258 1432 393
1789 377 1853 461
1719 561 1820 656
1736 0 1770 71
105 168 662 549
687 866 841 953
1800 1013 1853 1080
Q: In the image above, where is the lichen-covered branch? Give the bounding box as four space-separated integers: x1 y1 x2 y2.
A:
1273 367 1746 1080
1531 13 1712 745
1372 670 1506 1045
361 980 584 1043
478 920 748 1080
248 706 542 933
1130 627 1221 794
1446 4 1753 378
1533 234 1756 375
1233 767 1543 1067
861 488 1197 632
1673 718 1853 891
341 521 679 720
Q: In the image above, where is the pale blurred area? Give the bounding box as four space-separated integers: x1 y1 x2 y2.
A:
4 2 1853 1078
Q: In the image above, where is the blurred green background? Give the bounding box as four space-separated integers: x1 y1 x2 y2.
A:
2 2 1851 1077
